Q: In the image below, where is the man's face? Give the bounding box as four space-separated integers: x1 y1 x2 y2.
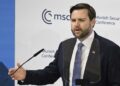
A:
71 9 95 39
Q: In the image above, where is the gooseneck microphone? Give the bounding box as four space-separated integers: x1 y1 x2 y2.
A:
10 48 44 76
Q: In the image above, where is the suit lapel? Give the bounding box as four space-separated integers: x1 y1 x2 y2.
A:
63 38 76 83
62 36 101 84
83 38 101 83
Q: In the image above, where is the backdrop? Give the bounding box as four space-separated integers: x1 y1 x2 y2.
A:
0 0 14 69
0 0 14 85
10 0 120 86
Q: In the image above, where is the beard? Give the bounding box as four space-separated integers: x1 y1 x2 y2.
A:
71 28 92 40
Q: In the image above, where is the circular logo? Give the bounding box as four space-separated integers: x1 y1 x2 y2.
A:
42 9 52 24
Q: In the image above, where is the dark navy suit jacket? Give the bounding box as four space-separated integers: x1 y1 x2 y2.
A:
0 62 14 86
19 32 120 86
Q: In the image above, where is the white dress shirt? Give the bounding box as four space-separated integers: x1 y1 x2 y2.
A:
69 31 94 86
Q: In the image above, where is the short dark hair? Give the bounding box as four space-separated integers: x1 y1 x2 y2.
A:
70 3 96 20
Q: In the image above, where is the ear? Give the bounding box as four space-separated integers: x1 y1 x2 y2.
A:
91 18 96 28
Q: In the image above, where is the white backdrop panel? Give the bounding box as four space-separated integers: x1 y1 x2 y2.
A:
15 0 120 86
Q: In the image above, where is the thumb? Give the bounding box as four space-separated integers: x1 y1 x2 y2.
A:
17 63 21 68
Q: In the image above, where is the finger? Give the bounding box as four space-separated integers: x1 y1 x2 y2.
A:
17 63 21 67
11 74 15 78
12 77 15 80
12 77 14 80
8 68 16 75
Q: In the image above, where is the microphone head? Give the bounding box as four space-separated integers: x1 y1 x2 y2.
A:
33 48 44 57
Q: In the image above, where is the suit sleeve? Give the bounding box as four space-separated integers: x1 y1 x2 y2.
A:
108 45 120 86
18 49 61 85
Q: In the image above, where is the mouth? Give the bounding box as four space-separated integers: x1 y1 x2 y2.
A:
74 30 82 36
74 28 81 33
71 28 82 37
74 30 80 34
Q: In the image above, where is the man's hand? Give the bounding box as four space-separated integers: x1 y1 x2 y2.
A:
8 63 26 80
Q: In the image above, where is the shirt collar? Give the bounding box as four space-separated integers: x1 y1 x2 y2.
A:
76 30 94 48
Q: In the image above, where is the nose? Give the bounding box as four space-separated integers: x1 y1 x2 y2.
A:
75 21 80 27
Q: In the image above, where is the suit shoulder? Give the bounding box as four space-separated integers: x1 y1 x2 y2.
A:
97 35 119 48
61 38 76 44
58 38 76 48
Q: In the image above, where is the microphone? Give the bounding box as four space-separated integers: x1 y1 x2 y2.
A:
10 48 44 76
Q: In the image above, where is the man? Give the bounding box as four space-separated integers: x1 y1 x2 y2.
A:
0 62 14 86
9 3 120 86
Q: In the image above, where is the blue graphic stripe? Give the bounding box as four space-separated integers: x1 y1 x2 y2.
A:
0 0 15 68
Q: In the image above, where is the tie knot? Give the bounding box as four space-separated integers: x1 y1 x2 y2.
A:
78 43 83 49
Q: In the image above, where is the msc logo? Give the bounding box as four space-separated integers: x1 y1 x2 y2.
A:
42 9 52 24
42 9 70 24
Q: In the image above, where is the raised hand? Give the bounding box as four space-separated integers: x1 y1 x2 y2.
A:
8 63 26 80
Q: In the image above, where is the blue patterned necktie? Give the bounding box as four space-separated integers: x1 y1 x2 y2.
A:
72 43 83 86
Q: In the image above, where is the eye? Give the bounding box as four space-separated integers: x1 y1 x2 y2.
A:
78 19 85 22
71 19 76 22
